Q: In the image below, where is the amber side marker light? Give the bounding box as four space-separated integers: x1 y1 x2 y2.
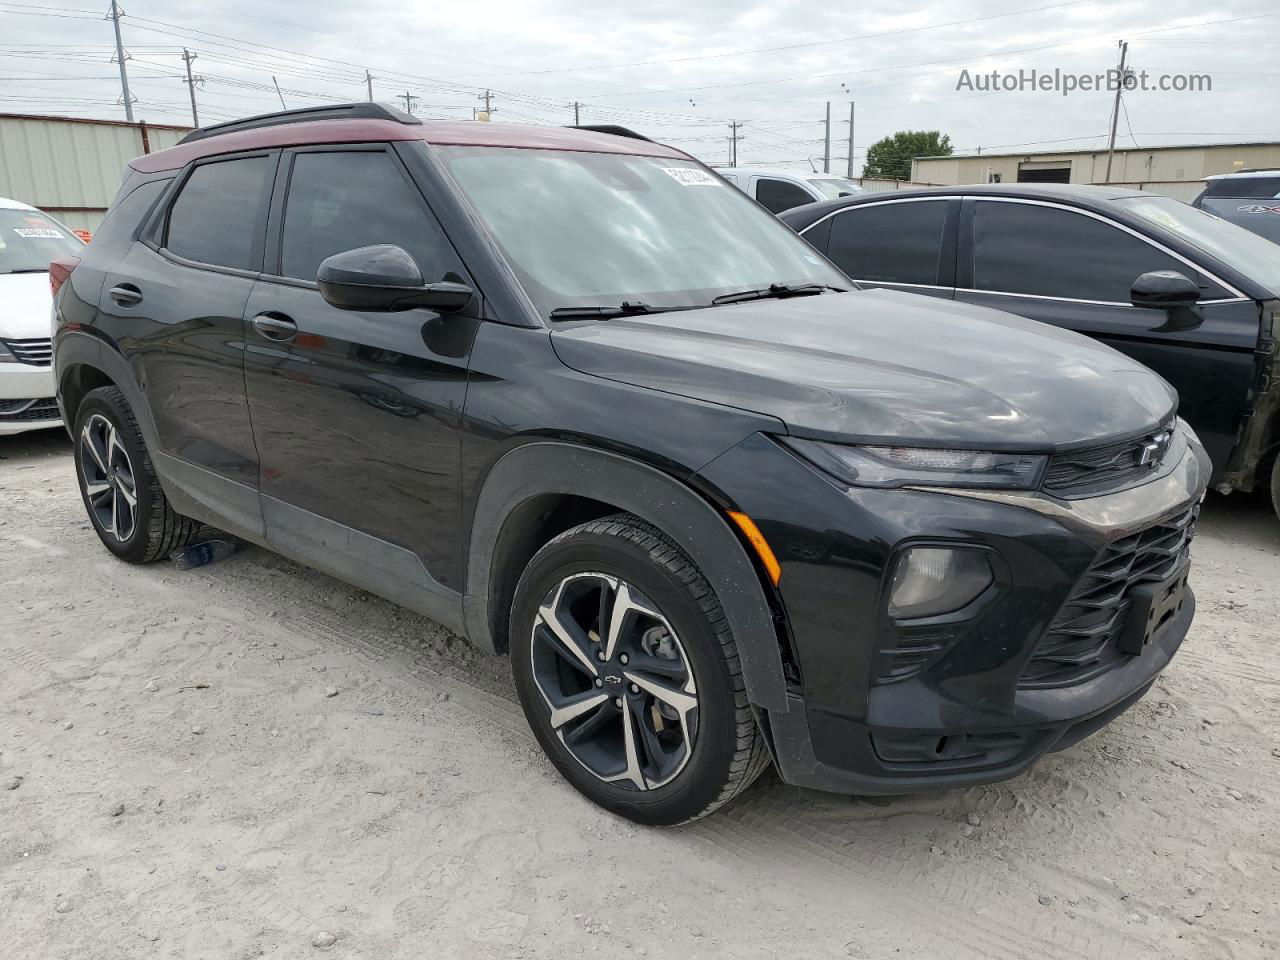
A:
726 511 782 586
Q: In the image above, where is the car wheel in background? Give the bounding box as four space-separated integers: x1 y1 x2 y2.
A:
73 386 202 564
510 513 770 825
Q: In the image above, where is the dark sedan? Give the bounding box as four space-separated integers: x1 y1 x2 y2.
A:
782 184 1280 516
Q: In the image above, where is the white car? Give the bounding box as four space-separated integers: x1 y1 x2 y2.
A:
717 167 864 214
1 196 84 435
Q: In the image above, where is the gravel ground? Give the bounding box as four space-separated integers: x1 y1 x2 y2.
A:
2 429 1277 960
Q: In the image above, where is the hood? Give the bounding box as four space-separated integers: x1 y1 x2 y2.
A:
550 289 1177 450
0 272 54 339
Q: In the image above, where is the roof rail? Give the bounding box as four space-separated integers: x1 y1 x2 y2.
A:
569 124 654 143
178 102 421 145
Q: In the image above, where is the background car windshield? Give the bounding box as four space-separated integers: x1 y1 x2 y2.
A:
1197 197 1280 246
1115 195 1280 293
808 178 865 200
439 147 846 315
0 209 81 273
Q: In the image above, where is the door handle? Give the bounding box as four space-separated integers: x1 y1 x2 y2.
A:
251 313 298 343
109 283 143 306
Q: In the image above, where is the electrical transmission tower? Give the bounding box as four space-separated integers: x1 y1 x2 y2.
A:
106 0 136 122
181 48 203 126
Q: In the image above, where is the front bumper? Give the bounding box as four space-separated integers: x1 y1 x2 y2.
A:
0 363 60 435
696 425 1210 796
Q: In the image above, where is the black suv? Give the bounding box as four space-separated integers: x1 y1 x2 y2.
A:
781 184 1280 517
53 105 1209 825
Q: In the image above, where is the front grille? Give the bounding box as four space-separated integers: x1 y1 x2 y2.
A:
1020 504 1198 687
1 337 53 366
1043 421 1175 497
0 397 60 422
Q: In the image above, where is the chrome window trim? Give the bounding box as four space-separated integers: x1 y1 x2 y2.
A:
955 287 1249 308
800 194 1250 302
970 196 1248 301
855 279 953 292
797 195 961 235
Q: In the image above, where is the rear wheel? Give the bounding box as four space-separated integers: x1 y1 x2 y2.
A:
1272 456 1280 525
73 386 202 563
510 513 770 825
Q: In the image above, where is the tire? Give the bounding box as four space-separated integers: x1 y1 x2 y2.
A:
1272 456 1280 526
510 513 770 825
72 386 202 564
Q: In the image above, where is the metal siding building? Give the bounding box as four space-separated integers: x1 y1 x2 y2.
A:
0 114 190 232
912 141 1280 203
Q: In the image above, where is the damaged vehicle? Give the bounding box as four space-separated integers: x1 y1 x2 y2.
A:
782 185 1280 519
54 105 1209 824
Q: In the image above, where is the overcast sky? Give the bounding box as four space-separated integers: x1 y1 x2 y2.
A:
1 0 1276 174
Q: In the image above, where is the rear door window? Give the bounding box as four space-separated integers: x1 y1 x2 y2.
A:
825 200 950 285
165 155 272 270
754 178 815 214
972 201 1207 302
278 150 445 282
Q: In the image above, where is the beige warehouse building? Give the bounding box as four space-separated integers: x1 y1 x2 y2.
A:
912 141 1280 202
0 113 190 232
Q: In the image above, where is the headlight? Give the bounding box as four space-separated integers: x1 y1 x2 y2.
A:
781 438 1047 490
887 546 994 619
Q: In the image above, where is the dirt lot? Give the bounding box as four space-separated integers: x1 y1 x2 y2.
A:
1 429 1277 960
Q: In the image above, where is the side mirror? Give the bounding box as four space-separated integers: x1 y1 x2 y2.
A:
1130 270 1201 309
316 244 472 313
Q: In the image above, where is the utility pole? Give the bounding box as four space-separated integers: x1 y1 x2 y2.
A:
180 48 201 127
399 91 417 114
107 0 135 123
728 121 742 166
573 101 580 125
477 89 495 120
365 69 373 102
823 101 831 173
846 101 855 178
1104 40 1129 182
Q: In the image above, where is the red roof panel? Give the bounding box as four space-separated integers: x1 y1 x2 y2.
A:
130 118 689 173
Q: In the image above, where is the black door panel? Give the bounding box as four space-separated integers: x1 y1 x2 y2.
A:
102 243 260 489
245 145 478 592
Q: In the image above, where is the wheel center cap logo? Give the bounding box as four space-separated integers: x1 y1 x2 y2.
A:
603 674 623 687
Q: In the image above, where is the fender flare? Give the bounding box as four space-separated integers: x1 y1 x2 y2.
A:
463 441 788 713
55 330 161 450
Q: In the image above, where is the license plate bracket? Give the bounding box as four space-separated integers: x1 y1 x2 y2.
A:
1117 561 1190 656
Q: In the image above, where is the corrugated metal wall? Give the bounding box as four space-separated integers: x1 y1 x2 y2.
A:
0 114 189 231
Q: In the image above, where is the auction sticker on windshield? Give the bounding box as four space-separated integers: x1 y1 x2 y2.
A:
14 228 66 239
662 167 720 186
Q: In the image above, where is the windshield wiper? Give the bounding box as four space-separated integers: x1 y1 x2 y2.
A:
548 301 700 320
710 282 845 306
0 267 51 275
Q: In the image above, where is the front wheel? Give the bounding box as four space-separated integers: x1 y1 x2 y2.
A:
73 386 202 563
510 514 770 825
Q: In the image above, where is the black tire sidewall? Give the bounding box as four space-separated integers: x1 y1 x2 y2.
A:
73 389 156 563
511 525 740 826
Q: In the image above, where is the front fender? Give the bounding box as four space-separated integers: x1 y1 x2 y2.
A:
463 441 789 713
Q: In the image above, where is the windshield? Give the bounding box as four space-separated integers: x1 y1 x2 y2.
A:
1114 195 1280 294
438 146 846 317
808 178 865 200
0 208 82 273
1197 197 1280 246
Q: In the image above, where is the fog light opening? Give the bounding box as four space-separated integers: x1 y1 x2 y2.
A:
888 547 994 620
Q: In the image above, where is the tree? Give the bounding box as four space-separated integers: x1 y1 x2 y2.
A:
862 130 952 181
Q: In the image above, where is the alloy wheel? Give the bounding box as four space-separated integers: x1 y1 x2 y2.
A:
530 572 699 791
79 413 138 543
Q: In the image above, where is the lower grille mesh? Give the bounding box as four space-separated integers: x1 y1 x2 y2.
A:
1020 504 1198 687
